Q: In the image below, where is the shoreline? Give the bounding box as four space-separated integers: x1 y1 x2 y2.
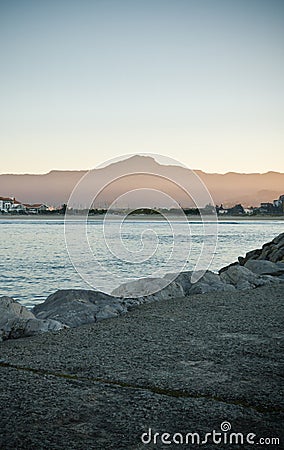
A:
0 233 283 448
0 214 283 221
1 284 283 448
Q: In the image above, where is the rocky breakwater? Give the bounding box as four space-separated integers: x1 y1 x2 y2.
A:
220 232 284 284
0 296 66 342
1 232 283 342
239 232 284 265
112 233 284 299
0 290 127 341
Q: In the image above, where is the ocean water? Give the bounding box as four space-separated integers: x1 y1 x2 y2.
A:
0 218 283 308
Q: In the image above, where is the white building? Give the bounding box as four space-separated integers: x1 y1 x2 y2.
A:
0 197 50 214
0 197 14 212
23 203 49 214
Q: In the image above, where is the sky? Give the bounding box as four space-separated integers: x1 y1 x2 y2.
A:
0 0 283 174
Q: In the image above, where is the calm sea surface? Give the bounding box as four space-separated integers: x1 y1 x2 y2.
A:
0 218 283 308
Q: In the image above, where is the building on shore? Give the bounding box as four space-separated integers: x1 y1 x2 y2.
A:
0 197 50 214
0 197 14 212
23 203 49 214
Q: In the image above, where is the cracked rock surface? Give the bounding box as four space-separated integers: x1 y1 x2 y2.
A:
1 284 283 449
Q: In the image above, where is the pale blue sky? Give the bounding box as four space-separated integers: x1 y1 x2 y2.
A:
0 0 283 173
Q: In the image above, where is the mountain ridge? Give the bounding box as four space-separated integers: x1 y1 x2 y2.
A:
0 156 283 207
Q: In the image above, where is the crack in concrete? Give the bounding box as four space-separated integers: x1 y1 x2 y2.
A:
0 360 282 414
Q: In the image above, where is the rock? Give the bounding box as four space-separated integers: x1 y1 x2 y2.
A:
113 270 235 300
0 296 66 341
0 296 34 322
163 271 193 295
238 232 284 265
3 233 284 339
25 318 65 334
238 248 262 265
112 277 185 304
269 246 284 263
1 285 284 449
112 273 190 300
244 260 284 276
167 270 236 294
112 277 172 298
219 264 280 290
219 261 240 274
188 271 236 294
0 295 35 342
273 232 284 245
163 270 237 296
146 280 185 301
33 289 127 327
277 262 284 268
1 318 66 340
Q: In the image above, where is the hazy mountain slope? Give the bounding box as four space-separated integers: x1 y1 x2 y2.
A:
0 156 283 207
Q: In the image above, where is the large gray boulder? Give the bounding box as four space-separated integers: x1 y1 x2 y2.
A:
33 289 128 328
188 270 236 294
112 277 184 300
219 264 280 290
112 270 235 301
244 260 284 277
1 317 65 340
0 296 34 322
0 296 66 341
165 270 235 295
163 271 193 295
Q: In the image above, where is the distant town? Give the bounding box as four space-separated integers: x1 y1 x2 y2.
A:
1 194 284 216
0 198 67 215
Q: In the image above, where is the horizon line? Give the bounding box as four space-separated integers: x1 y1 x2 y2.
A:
0 169 283 176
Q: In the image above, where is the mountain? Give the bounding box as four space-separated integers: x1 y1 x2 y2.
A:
0 155 283 208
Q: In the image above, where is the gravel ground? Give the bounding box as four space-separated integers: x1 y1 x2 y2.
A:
0 285 283 449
